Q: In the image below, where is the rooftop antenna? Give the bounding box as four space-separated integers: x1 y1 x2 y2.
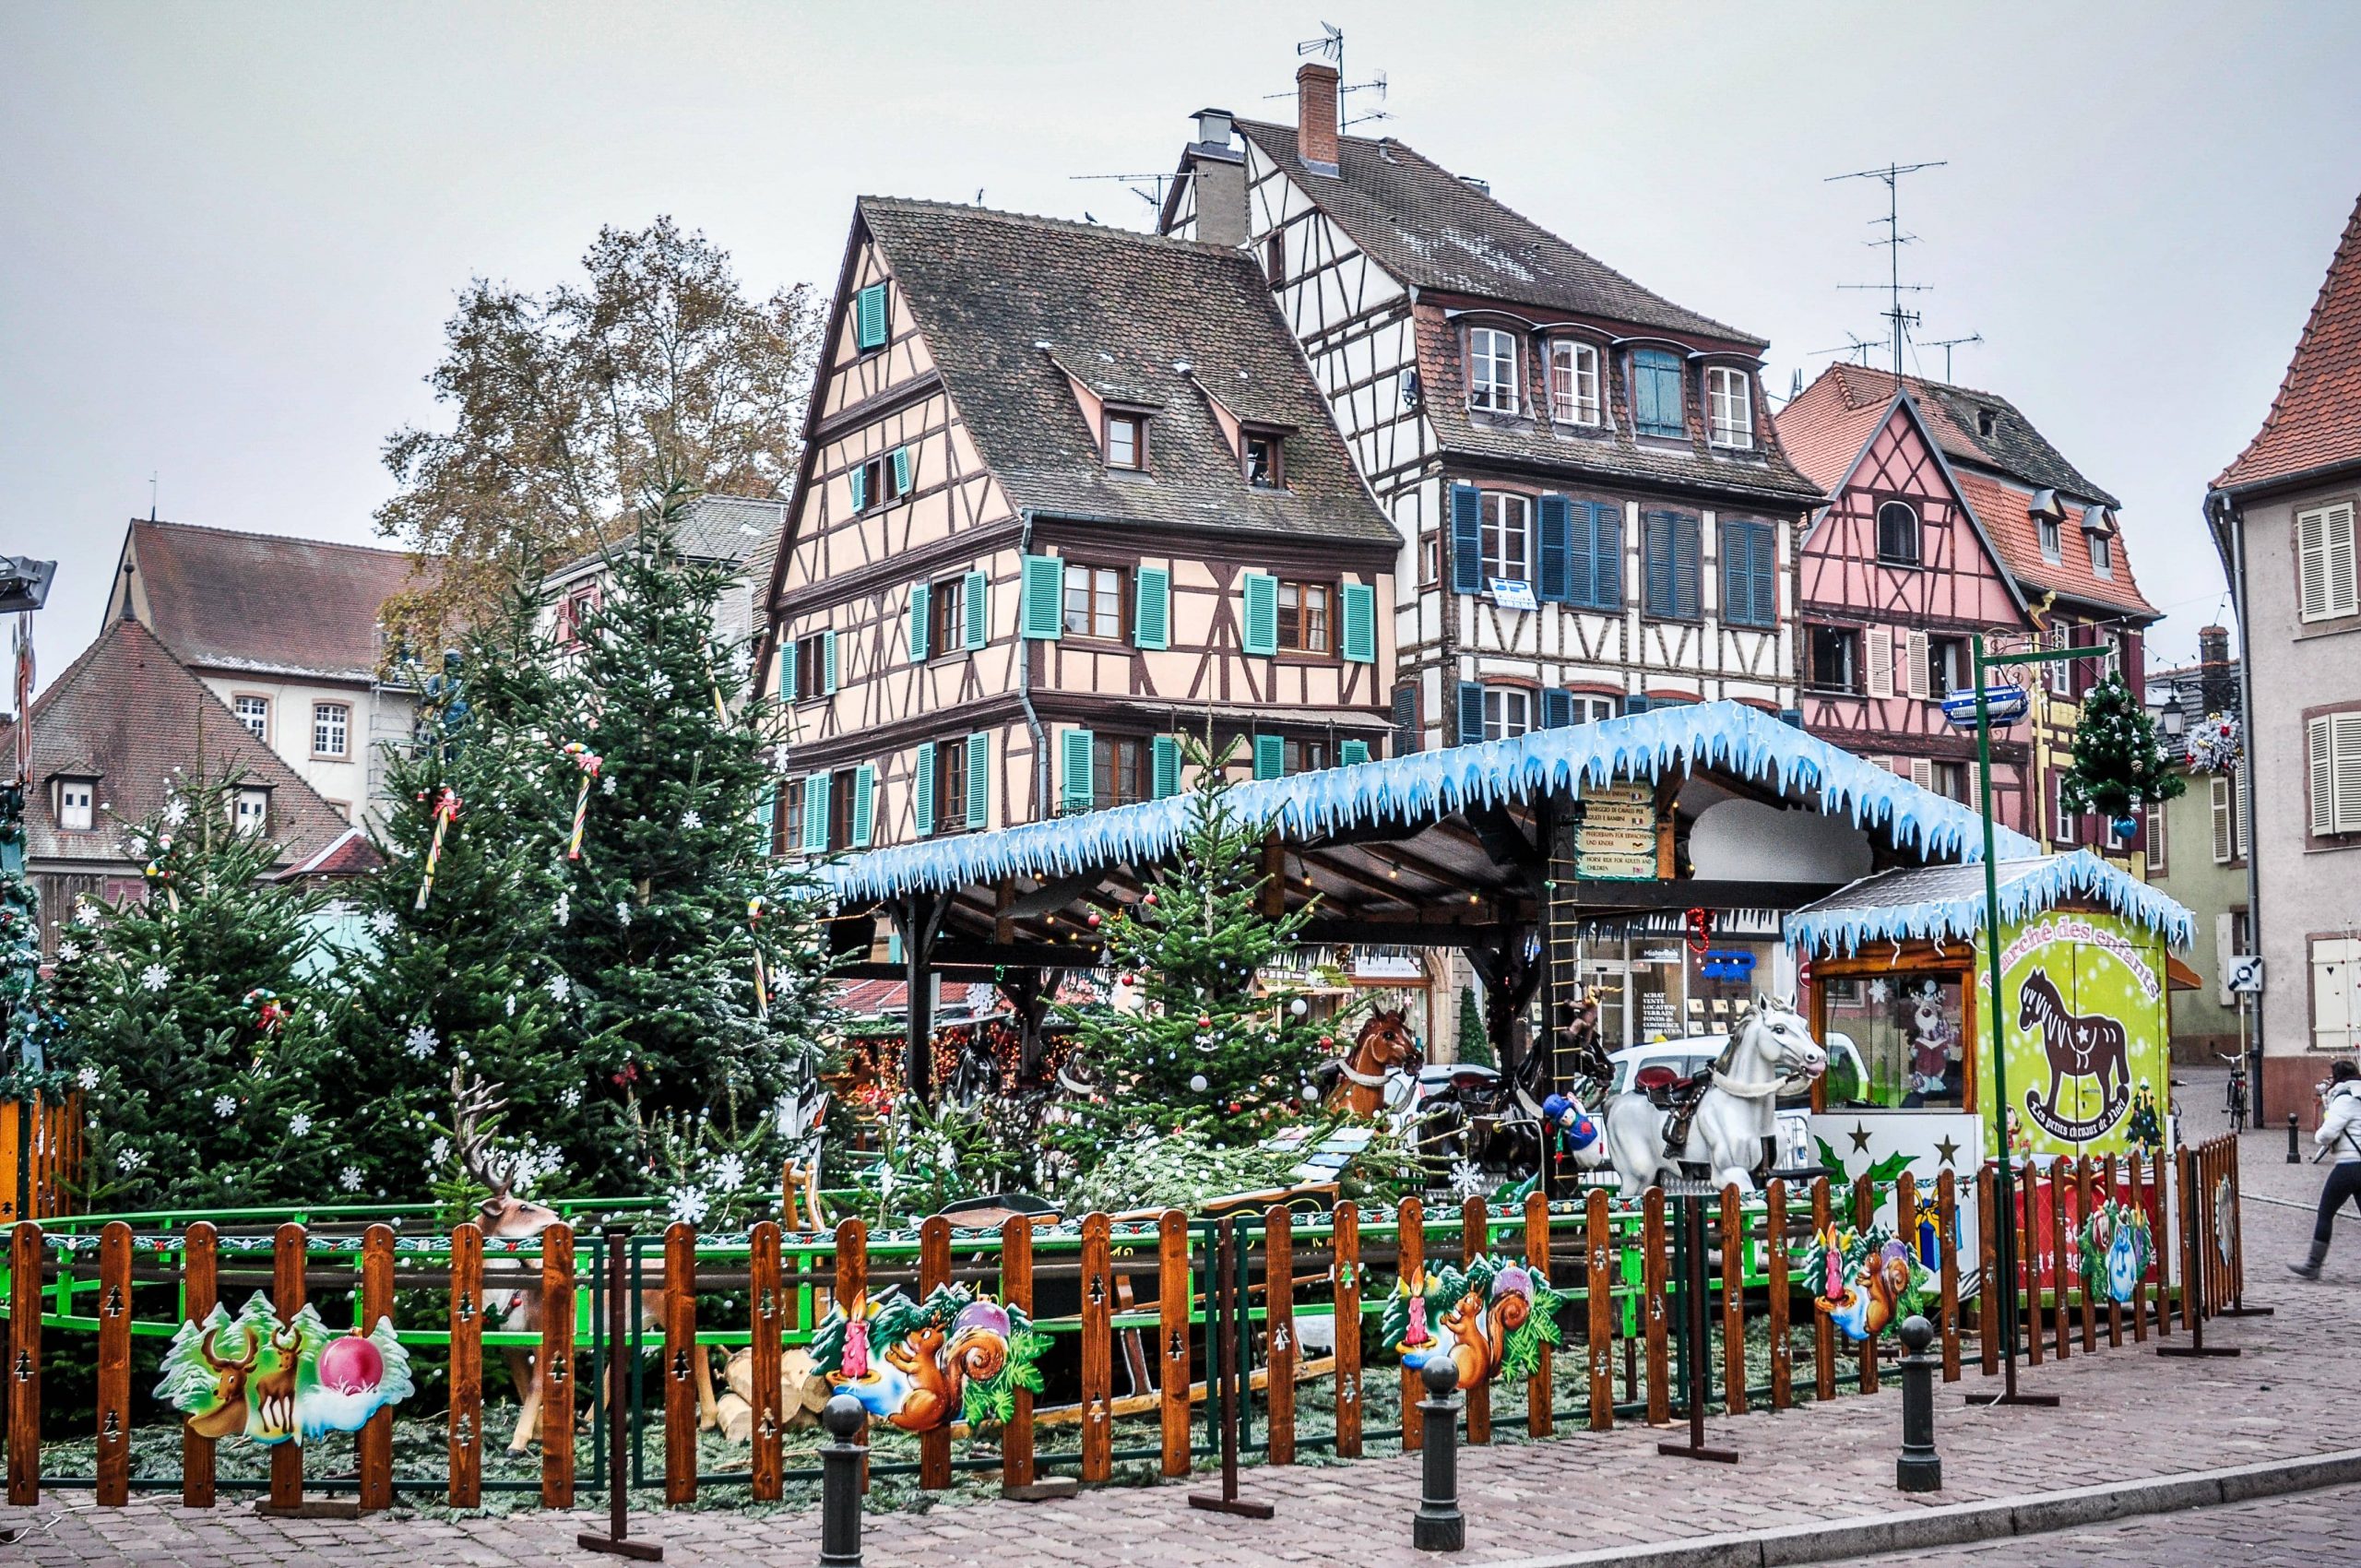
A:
1921 331 1984 383
1827 160 1945 380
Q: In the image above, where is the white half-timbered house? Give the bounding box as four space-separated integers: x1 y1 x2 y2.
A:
754 198 1399 856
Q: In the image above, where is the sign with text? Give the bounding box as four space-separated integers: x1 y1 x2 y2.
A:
1576 782 1659 881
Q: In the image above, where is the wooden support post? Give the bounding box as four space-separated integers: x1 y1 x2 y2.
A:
1585 1187 1612 1431
1079 1212 1113 1483
1719 1185 1747 1415
6 1221 37 1506
1812 1178 1835 1400
750 1221 784 1503
1976 1164 1999 1378
1460 1195 1489 1445
1399 1197 1425 1451
1936 1170 1961 1384
1155 1210 1187 1477
1333 1203 1362 1459
1645 1187 1671 1424
1264 1206 1295 1466
1525 1191 1553 1439
359 1225 396 1512
662 1223 696 1505
448 1222 483 1509
919 1216 952 1490
183 1222 218 1509
1766 1179 1792 1409
1004 1215 1042 1490
834 1218 869 1491
1852 1177 1877 1395
270 1222 305 1512
540 1223 575 1508
96 1221 130 1506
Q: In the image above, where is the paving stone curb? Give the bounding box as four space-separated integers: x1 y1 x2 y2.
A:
1481 1448 2361 1568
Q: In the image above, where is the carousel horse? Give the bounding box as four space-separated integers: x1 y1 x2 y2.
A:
1318 1008 1419 1117
1602 996 1825 1198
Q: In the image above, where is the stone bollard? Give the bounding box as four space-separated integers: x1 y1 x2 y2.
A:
819 1394 867 1567
2291 1112 2302 1165
1895 1315 1941 1493
1412 1357 1464 1552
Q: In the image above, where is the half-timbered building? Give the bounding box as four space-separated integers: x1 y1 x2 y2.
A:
1778 363 2160 859
753 197 1399 856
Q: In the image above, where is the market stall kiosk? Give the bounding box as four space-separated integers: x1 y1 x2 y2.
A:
1784 850 2199 1249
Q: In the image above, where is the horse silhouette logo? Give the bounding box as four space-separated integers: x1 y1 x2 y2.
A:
2016 968 2131 1139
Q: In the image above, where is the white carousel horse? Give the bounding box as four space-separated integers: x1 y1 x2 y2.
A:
1602 996 1826 1199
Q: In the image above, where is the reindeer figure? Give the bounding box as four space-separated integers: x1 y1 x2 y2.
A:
250 1322 305 1438
451 1069 724 1452
188 1325 261 1440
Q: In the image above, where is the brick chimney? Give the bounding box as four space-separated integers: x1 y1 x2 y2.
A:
1297 62 1340 175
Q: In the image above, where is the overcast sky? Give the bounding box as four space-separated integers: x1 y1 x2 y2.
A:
6 1 2359 688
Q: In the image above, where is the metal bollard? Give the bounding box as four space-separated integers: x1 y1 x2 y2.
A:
2290 1112 2302 1165
1895 1315 1941 1493
1412 1357 1464 1552
819 1394 867 1567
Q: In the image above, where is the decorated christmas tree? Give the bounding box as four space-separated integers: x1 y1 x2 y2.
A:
2060 671 2184 831
49 772 347 1208
1053 743 1329 1159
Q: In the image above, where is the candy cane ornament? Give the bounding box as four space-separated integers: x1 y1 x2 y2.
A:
562 741 603 861
414 786 462 911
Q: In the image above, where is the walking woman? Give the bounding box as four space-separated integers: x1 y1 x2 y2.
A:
2293 1059 2361 1279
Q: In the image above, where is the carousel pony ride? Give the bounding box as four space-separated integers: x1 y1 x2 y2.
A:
1601 995 1826 1197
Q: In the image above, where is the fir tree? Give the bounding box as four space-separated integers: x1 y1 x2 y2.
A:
50 772 345 1209
2061 671 2185 826
1055 749 1329 1158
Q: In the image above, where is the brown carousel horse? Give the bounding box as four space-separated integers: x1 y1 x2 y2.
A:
1323 1008 1418 1116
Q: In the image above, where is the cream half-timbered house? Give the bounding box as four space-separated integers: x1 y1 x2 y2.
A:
755 197 1399 857
1160 76 1827 761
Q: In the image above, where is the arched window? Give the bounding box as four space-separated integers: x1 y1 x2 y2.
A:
1876 500 1920 566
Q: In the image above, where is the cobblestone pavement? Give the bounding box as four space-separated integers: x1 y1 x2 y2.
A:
10 1087 2359 1566
1848 1479 2361 1565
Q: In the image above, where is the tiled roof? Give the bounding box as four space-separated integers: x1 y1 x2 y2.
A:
2215 193 2361 493
1231 119 1760 346
0 616 370 872
1806 364 2119 507
122 519 419 683
1950 469 2157 619
859 198 1397 549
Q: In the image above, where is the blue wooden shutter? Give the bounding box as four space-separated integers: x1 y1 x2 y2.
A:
912 742 936 837
1541 687 1574 730
1061 729 1095 814
1151 735 1182 799
1340 582 1375 663
1133 566 1170 650
966 731 990 828
1456 681 1486 744
850 764 876 848
1643 513 1674 616
891 445 913 497
1241 572 1278 656
855 282 888 350
1538 493 1573 602
801 773 829 851
1450 482 1483 593
821 630 838 694
848 463 867 514
1674 514 1701 620
1624 693 1652 716
1339 739 1370 767
908 581 931 660
1253 734 1284 779
962 569 989 649
1020 554 1063 639
1590 502 1623 609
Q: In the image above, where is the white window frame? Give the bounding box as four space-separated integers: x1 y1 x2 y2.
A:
2297 501 2359 623
232 694 270 742
1466 327 1519 415
2309 713 2361 837
1482 686 1534 742
1548 339 1601 425
1705 365 1753 449
1480 492 1532 584
312 701 350 759
56 779 94 833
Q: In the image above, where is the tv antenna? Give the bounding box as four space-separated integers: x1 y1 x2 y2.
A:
1828 160 1945 379
1921 331 1983 383
1265 24 1391 131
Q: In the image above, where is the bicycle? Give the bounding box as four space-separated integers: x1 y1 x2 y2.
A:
2219 1051 2249 1134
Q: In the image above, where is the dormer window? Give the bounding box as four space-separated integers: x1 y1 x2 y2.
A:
1631 349 1684 439
1466 327 1519 415
1106 410 1146 470
1244 431 1285 489
1705 366 1753 449
1549 340 1601 425
54 778 95 833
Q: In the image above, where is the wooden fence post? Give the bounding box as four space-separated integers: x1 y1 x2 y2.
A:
1719 1185 1747 1415
1264 1206 1295 1466
269 1222 305 1512
359 1224 396 1512
1005 1214 1042 1489
1936 1170 1961 1383
1333 1202 1362 1460
750 1221 784 1503
1079 1212 1112 1483
540 1223 575 1508
918 1216 952 1490
1525 1191 1552 1440
1154 1210 1187 1477
448 1222 483 1508
182 1221 218 1509
1399 1198 1424 1451
1461 1196 1489 1445
1585 1188 1613 1431
834 1217 868 1491
6 1220 36 1506
1766 1179 1792 1408
662 1222 697 1505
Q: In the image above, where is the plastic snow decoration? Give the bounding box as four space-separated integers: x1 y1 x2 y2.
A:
404 1024 438 1060
2185 711 2243 775
140 963 172 992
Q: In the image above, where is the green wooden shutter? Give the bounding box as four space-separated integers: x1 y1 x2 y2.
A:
1151 735 1182 799
1061 728 1095 814
1241 571 1278 656
855 282 888 350
801 773 829 851
1450 482 1484 593
1339 740 1370 767
1133 566 1170 650
1253 734 1284 779
966 731 990 828
1340 582 1375 663
891 445 913 497
1591 502 1624 609
1020 554 1063 639
1457 681 1486 744
850 764 876 848
962 569 989 649
912 742 936 838
908 581 931 660
822 629 838 694
848 463 867 514
1538 493 1572 601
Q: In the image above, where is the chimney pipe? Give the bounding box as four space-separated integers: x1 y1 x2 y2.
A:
1296 63 1340 176
1187 106 1246 247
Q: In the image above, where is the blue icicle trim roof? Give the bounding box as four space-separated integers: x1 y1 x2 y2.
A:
1783 849 2196 956
816 700 2044 905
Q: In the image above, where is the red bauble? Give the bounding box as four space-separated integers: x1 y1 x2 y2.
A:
316 1332 385 1396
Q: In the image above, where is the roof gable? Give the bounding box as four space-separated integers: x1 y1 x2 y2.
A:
113 519 419 683
2215 193 2361 494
